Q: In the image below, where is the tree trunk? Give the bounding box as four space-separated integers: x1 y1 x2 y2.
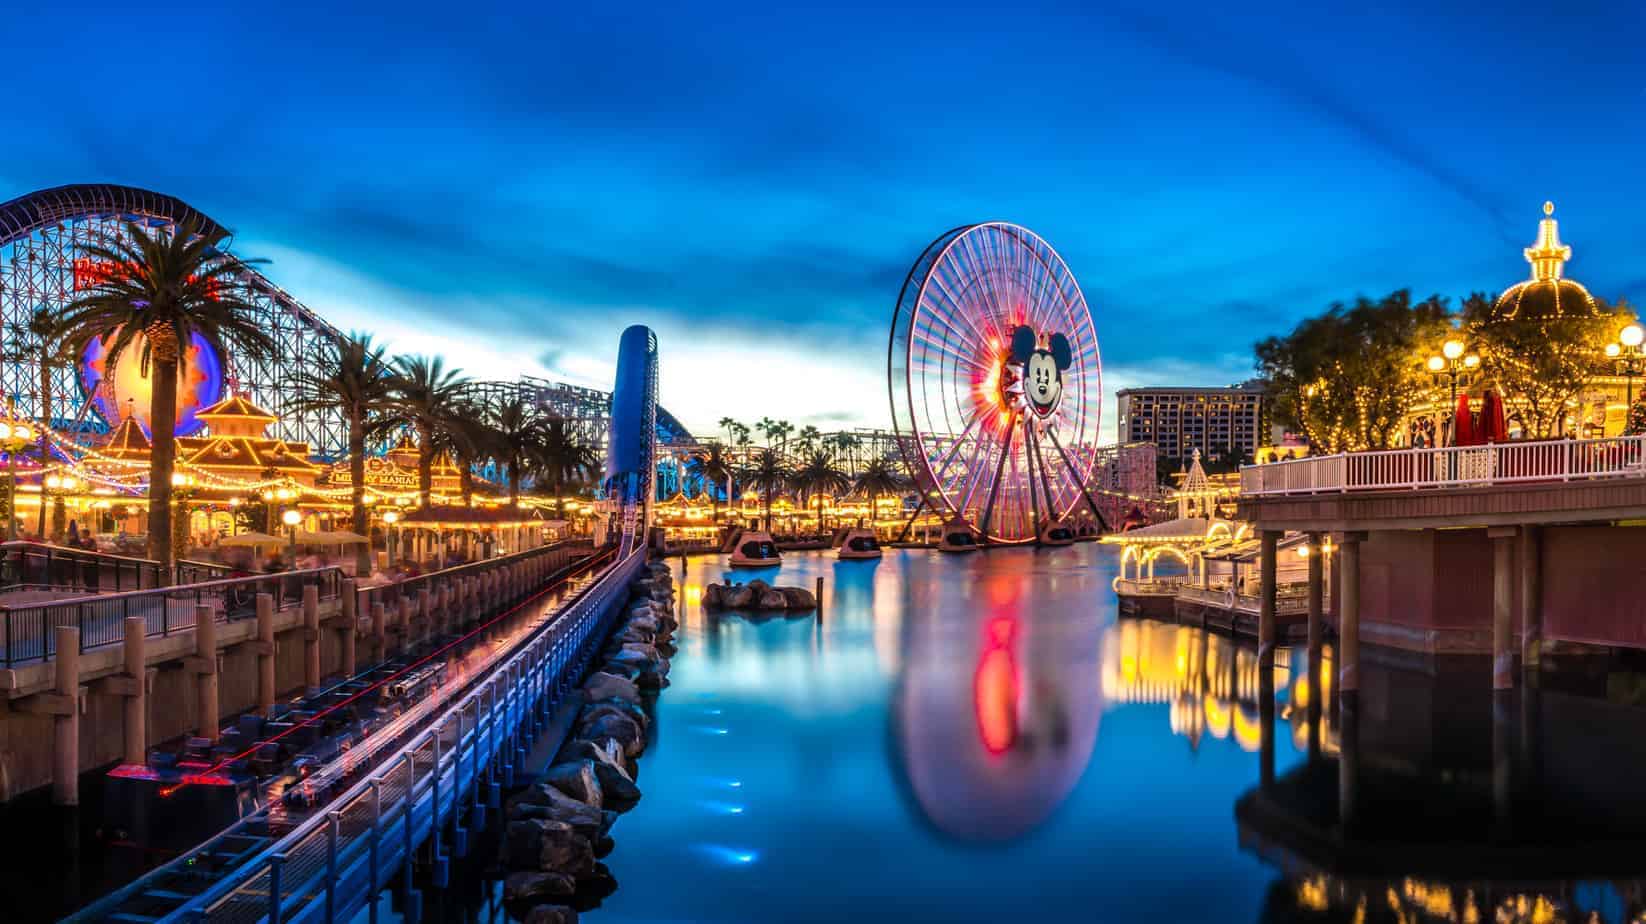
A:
416 423 434 509
816 491 824 533
459 455 474 506
508 459 520 506
148 355 180 580
349 415 370 576
35 361 50 540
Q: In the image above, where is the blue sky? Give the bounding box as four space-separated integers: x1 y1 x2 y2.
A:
6 1 1646 439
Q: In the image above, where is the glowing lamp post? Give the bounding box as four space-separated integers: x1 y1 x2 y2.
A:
282 507 301 554
1427 338 1479 446
1608 323 1646 428
0 409 35 542
44 473 79 542
383 509 400 564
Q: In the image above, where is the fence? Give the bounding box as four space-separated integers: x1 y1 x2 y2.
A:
0 539 595 668
0 541 228 592
179 548 646 923
1241 435 1646 497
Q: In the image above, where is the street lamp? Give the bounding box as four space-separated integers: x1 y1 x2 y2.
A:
1609 323 1646 429
282 507 301 554
1427 338 1480 446
44 473 79 542
0 406 34 542
383 509 400 564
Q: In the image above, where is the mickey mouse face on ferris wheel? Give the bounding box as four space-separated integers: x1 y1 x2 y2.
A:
1010 325 1073 419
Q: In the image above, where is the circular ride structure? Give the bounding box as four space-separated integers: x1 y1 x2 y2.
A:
889 222 1103 544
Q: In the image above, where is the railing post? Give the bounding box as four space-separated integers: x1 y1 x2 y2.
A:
267 852 286 924
325 809 340 924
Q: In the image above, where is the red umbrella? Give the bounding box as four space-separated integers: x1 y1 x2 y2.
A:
1452 392 1476 447
1481 389 1508 443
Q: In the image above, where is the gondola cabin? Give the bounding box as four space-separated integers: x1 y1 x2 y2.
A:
729 530 782 567
836 527 882 560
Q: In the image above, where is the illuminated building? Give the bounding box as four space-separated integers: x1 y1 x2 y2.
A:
1116 383 1266 461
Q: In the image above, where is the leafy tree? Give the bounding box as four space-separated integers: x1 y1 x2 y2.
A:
53 219 275 574
435 399 489 506
1256 290 1451 452
484 395 546 504
795 425 822 456
289 331 397 574
1463 293 1625 438
387 355 469 508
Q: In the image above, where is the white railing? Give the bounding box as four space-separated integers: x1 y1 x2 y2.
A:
1241 435 1646 497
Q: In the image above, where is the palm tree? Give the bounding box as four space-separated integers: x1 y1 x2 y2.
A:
741 448 790 533
692 441 735 521
54 219 275 573
485 395 546 504
387 355 469 509
757 416 777 449
435 400 489 506
289 331 397 575
853 455 907 528
796 425 822 455
793 449 849 533
732 422 752 448
772 420 795 454
718 417 738 445
534 418 599 518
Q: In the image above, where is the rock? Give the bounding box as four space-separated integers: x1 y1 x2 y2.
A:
625 599 657 617
780 586 817 609
579 712 645 757
582 671 639 703
504 818 553 868
655 639 678 658
579 699 648 734
510 783 605 840
505 870 575 903
627 612 661 633
524 905 580 924
593 833 615 858
702 583 725 608
628 579 658 599
597 660 642 682
542 760 603 809
635 665 670 690
723 585 756 608
568 863 619 912
746 578 770 594
619 641 661 663
758 589 787 609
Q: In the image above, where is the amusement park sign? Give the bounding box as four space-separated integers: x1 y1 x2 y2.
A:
323 456 420 490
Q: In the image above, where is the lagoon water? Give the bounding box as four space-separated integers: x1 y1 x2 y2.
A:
592 545 1299 922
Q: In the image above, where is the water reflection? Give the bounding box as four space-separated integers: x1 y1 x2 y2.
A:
1238 661 1646 923
891 552 1102 842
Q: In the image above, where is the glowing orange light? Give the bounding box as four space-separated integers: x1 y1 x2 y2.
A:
975 617 1019 755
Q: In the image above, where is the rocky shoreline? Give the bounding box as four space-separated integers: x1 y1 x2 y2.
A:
496 559 679 923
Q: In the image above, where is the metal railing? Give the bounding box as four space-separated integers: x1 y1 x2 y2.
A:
179 548 646 923
1240 435 1646 497
0 568 344 666
356 538 593 614
0 540 229 592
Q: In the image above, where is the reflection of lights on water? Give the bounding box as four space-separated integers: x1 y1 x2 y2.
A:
696 845 759 865
697 799 746 815
700 707 723 715
975 616 1019 755
689 725 730 735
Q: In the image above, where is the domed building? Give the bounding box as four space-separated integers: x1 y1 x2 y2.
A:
1488 201 1600 323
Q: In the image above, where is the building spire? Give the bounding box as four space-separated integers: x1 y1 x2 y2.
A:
1524 200 1571 282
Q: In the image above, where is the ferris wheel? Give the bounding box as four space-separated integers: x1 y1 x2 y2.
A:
888 223 1104 544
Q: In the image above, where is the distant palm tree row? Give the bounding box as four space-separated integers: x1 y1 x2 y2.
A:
40 219 601 578
693 426 911 533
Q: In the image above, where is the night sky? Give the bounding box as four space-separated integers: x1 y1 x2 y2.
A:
7 2 1646 439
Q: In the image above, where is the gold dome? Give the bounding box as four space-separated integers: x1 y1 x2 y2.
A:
1489 201 1599 322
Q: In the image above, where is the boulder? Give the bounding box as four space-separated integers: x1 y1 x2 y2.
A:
627 612 661 633
758 590 787 610
780 586 817 609
579 712 644 757
701 583 725 608
504 870 575 903
746 578 770 594
504 818 553 869
597 660 642 682
655 640 678 659
593 833 615 858
510 783 605 840
542 760 603 809
524 905 579 924
615 625 655 646
582 671 639 703
568 863 619 912
619 641 661 663
557 736 639 782
635 664 670 690
722 585 756 609
579 698 649 733
628 579 659 599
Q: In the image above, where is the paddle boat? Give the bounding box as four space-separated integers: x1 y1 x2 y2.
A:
835 527 883 560
937 519 980 553
1038 518 1075 547
728 529 782 567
